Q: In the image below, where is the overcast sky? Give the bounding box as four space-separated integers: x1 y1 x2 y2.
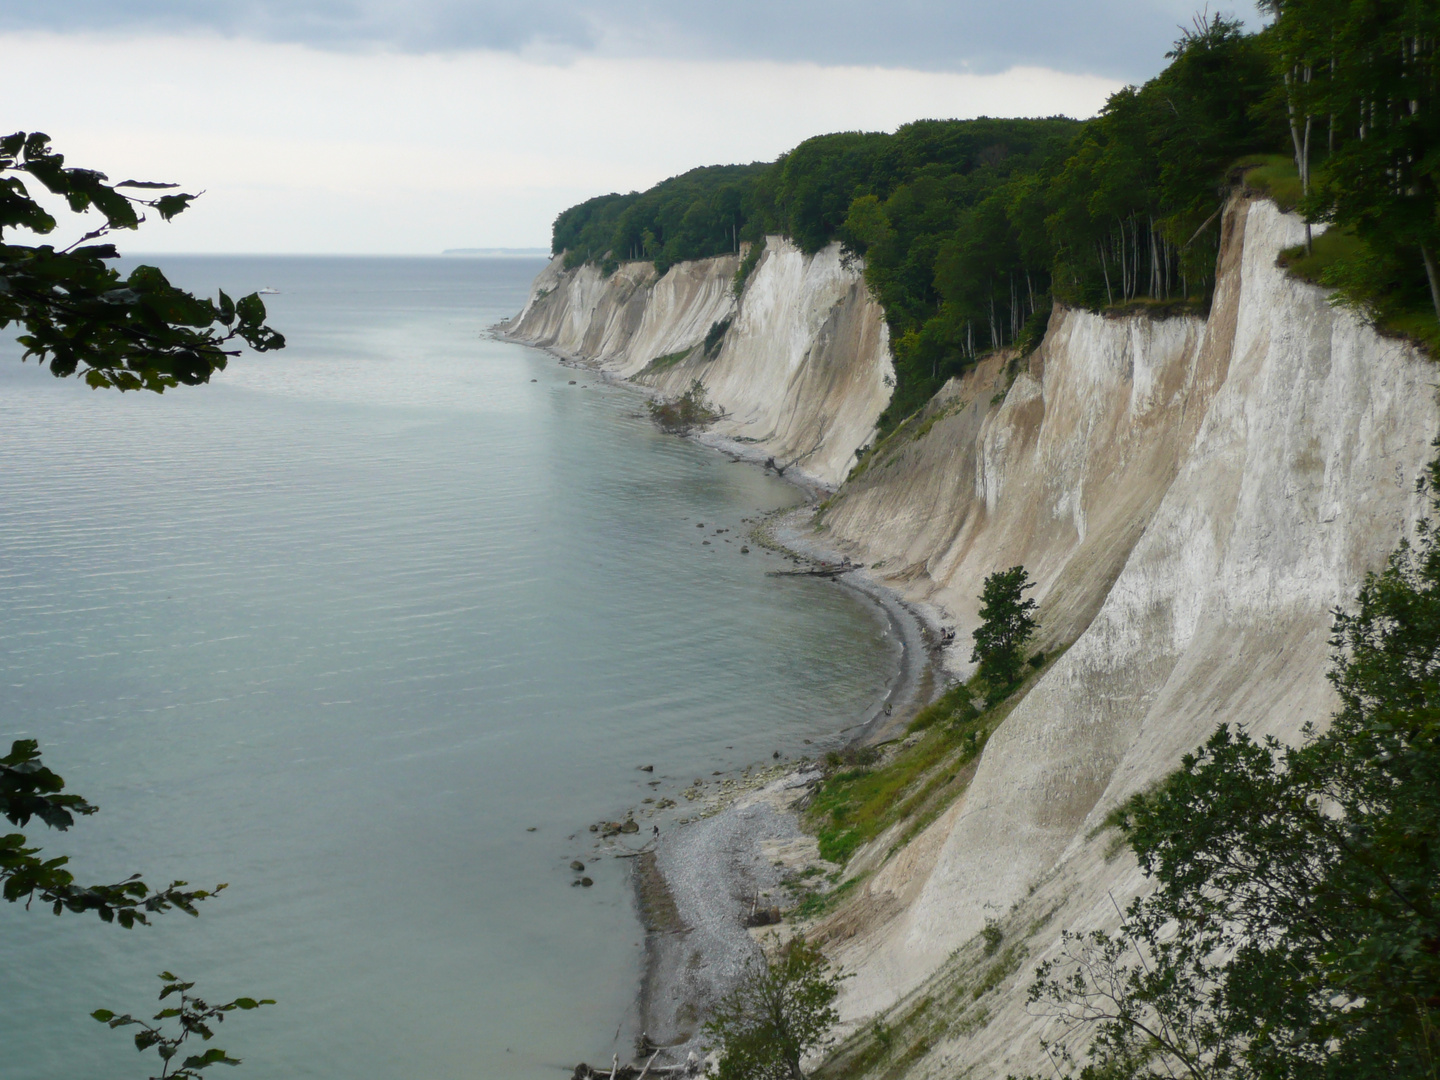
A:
4 2 1254 253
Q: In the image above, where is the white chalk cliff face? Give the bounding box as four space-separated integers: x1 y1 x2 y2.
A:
505 198 1438 1076
813 197 1439 1075
500 237 894 487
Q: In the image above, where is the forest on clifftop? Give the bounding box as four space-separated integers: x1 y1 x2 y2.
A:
551 3 1438 434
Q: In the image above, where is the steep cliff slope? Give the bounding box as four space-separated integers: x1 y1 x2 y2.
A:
806 196 1440 1076
500 238 893 487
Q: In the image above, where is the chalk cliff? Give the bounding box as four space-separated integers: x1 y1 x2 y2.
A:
500 237 893 487
508 196 1437 1077
809 196 1439 1076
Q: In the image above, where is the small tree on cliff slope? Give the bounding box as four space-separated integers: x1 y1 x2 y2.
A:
971 566 1039 690
704 937 845 1080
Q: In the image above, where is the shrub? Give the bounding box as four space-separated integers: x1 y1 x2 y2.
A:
733 238 767 296
704 937 845 1080
647 380 718 435
704 317 733 358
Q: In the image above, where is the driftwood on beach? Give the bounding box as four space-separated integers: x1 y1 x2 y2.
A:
765 565 850 579
571 1062 690 1079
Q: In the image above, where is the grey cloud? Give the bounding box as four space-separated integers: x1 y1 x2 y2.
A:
7 1 1252 81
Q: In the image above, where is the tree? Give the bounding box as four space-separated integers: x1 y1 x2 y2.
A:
1 131 284 391
93 973 273 1080
704 937 846 1080
1019 448 1440 1078
1262 0 1440 322
971 566 1039 690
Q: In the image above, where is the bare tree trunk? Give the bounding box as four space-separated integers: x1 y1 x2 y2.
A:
1099 241 1114 306
1422 244 1440 322
1011 274 1019 340
1132 215 1140 299
1149 215 1160 298
1285 64 1315 254
1328 53 1336 154
1117 221 1128 302
1302 106 1314 254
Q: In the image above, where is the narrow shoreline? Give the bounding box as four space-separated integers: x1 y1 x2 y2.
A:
491 324 946 1075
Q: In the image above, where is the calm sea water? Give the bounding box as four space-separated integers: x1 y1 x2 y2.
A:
0 256 896 1079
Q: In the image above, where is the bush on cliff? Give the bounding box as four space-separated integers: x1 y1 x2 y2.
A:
704 937 845 1080
647 380 719 435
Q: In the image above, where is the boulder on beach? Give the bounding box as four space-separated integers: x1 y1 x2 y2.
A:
745 904 783 927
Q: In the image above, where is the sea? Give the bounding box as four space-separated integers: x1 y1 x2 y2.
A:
0 255 898 1079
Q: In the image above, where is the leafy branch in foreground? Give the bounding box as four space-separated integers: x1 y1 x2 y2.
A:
0 131 285 391
1 738 224 926
94 973 274 1080
1017 445 1440 1078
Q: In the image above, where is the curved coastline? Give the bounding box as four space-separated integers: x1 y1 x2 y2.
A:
491 323 943 1073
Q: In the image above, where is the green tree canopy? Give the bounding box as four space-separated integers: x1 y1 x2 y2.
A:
971 566 1040 690
704 937 846 1080
552 4 1434 434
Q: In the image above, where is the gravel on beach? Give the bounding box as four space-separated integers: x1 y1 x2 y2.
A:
638 769 823 1062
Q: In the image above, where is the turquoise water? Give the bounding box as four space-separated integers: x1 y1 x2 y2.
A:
0 256 896 1079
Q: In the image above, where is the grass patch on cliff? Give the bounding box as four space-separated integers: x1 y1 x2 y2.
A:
811 907 1039 1080
806 652 1064 868
790 873 866 921
637 347 695 378
843 389 965 485
1236 153 1304 211
1279 228 1440 357
703 316 732 357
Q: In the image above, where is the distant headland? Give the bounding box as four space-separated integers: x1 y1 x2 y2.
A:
441 247 550 257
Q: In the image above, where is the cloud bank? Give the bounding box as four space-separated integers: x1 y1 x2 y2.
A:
7 0 1229 81
7 33 1121 253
